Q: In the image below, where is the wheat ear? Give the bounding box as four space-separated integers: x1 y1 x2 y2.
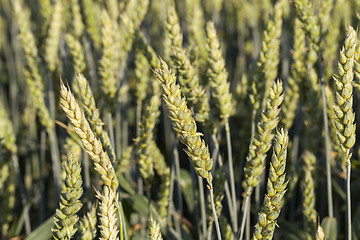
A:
52 153 83 239
155 58 213 184
44 0 62 72
333 26 356 240
166 6 210 124
301 151 317 238
79 205 97 240
253 128 289 239
96 186 118 240
76 74 116 164
149 216 163 240
60 80 118 190
243 80 284 195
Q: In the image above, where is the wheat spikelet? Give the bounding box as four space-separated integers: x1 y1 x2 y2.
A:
134 30 161 70
69 0 84 38
281 18 305 129
65 34 86 74
60 81 118 190
294 0 320 51
250 2 283 112
137 93 161 181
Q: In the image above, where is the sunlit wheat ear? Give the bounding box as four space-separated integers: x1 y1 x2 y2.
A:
154 58 213 185
60 80 118 190
76 74 116 164
96 186 118 240
149 216 163 240
253 128 289 239
52 153 83 239
250 1 283 112
243 80 284 196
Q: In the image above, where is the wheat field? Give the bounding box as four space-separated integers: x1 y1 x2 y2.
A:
0 0 360 239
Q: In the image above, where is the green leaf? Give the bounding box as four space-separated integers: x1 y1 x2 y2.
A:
117 172 135 195
25 215 54 240
180 169 194 213
321 217 337 240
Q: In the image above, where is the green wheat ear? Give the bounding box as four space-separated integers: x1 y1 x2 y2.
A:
154 58 213 185
243 80 284 196
253 128 289 239
52 153 83 239
205 21 233 124
333 26 356 165
79 205 97 240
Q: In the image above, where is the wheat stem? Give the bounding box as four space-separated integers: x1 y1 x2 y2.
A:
225 122 237 232
209 184 222 240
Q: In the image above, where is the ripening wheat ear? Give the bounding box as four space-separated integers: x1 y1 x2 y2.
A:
59 80 118 190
